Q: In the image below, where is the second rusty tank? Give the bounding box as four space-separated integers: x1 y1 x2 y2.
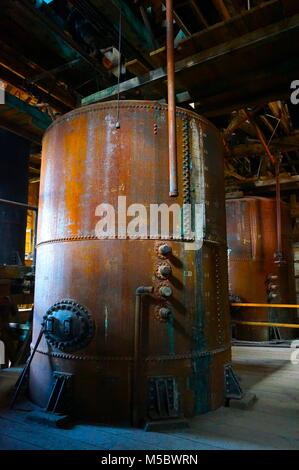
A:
29 100 233 425
226 196 297 341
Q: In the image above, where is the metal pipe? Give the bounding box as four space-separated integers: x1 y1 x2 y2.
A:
245 111 276 166
32 209 38 269
233 320 299 329
231 303 299 309
0 197 38 212
166 0 178 197
132 286 153 427
275 157 283 263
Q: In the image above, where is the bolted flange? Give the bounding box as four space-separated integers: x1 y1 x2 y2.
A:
42 299 95 352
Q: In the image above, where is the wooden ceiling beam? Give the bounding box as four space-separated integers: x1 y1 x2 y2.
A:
0 118 42 145
17 0 113 88
268 101 291 134
189 0 209 28
222 0 240 16
228 131 299 158
173 10 192 36
212 0 231 21
83 13 299 107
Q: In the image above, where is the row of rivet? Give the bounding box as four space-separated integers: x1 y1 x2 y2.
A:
46 104 210 134
34 344 230 362
37 235 227 250
182 118 192 239
36 234 195 247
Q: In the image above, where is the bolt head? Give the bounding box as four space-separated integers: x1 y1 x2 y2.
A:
159 307 172 320
159 286 173 298
158 264 172 278
159 244 172 256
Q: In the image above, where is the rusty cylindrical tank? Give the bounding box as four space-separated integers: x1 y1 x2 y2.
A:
29 101 231 425
226 197 297 341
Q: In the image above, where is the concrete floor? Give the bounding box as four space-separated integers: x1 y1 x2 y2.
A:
0 346 299 450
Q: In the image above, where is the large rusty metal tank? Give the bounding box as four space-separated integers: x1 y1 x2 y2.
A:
226 197 296 341
29 100 231 425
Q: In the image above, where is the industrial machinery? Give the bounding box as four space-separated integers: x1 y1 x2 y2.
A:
226 196 297 342
29 100 235 425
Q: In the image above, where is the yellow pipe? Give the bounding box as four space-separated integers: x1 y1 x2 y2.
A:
231 303 299 309
233 320 299 329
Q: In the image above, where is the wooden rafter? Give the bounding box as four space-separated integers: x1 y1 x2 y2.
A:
212 0 231 20
228 131 299 158
83 11 299 111
189 0 209 28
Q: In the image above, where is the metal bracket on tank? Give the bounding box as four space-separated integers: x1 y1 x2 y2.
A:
224 364 243 400
24 371 74 428
147 376 180 420
46 371 74 416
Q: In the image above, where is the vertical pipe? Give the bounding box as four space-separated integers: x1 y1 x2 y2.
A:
275 158 283 263
132 293 141 426
32 209 38 270
166 0 178 197
132 286 153 427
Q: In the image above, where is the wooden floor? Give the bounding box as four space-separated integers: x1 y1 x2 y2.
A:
0 346 299 450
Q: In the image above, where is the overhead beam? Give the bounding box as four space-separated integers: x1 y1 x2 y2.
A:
111 0 155 50
203 88 292 118
0 91 52 144
237 175 299 193
254 175 299 188
0 119 42 145
212 0 231 20
4 92 52 130
173 10 192 36
18 0 113 88
189 0 209 28
82 13 299 105
221 0 239 17
0 41 78 110
142 0 298 68
72 0 154 65
229 131 299 158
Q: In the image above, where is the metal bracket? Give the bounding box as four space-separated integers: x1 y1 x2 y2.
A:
46 371 74 415
148 376 180 420
224 363 243 400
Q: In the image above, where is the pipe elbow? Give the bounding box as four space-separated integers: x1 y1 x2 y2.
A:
135 286 154 295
